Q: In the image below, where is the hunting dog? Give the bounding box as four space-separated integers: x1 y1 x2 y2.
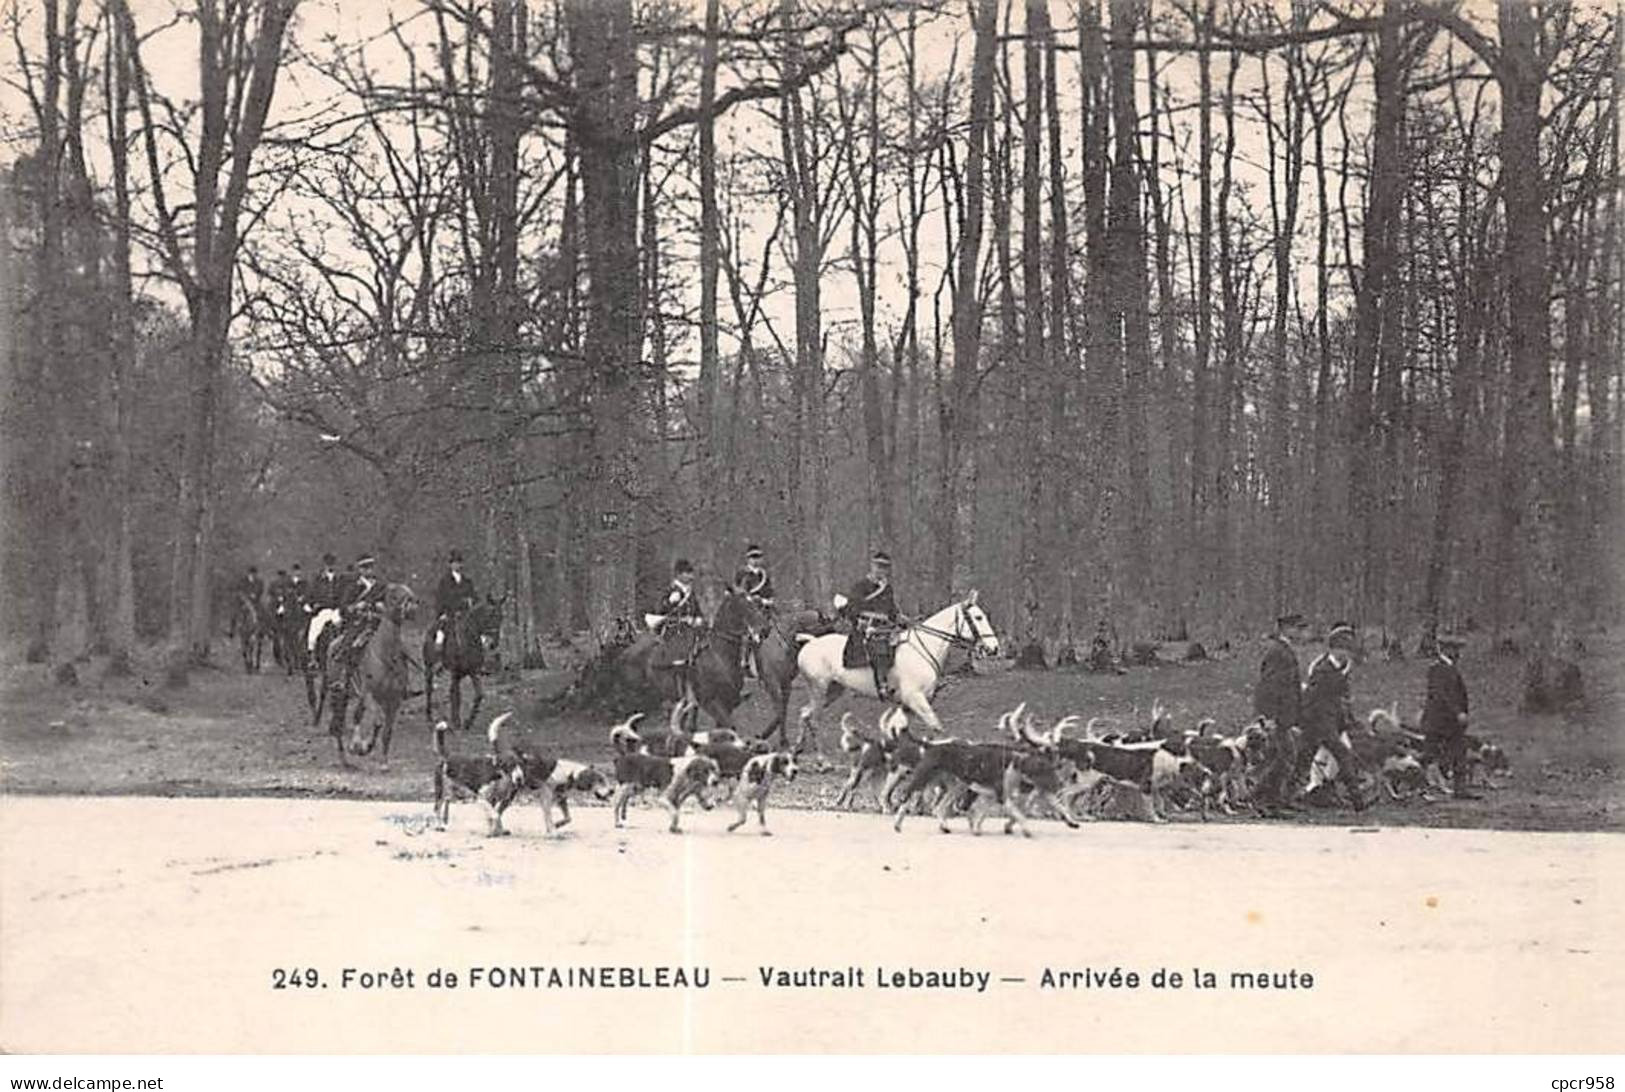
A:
727 752 799 834
834 709 927 812
891 706 1081 837
430 717 525 836
608 710 695 759
1044 711 1213 822
609 709 720 832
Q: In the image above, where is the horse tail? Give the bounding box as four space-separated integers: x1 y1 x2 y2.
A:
794 633 817 645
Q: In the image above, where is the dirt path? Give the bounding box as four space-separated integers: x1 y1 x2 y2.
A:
3 795 1621 1053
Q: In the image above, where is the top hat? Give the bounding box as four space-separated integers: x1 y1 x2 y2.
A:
449 549 464 564
1326 623 1357 650
674 559 695 576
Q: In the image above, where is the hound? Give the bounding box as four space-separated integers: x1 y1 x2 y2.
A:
430 717 524 836
611 752 722 833
727 752 799 834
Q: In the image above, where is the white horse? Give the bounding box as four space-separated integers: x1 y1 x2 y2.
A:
793 589 1001 756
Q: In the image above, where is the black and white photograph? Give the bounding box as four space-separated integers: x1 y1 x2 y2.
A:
0 0 1621 1061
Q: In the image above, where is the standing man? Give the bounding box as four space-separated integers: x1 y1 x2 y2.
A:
1422 632 1476 800
834 551 901 701
1252 612 1305 816
1295 623 1369 812
732 544 776 679
433 550 478 651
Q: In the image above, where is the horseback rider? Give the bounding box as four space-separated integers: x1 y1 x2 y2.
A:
731 544 775 679
646 559 706 666
268 569 293 614
333 554 388 681
228 565 264 637
834 550 901 701
433 549 477 652
287 563 309 611
312 553 345 612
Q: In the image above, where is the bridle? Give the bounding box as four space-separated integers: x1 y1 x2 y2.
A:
901 601 997 678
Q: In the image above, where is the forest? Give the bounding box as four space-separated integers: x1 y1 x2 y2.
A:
1 0 1619 699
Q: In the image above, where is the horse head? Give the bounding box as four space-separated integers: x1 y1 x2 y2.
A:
957 589 1001 659
717 589 768 644
382 583 418 624
471 594 506 655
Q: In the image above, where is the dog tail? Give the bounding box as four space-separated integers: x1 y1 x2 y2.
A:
488 711 514 754
610 721 643 755
431 719 450 759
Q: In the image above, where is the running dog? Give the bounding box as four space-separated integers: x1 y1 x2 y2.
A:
727 752 799 834
430 717 525 836
611 751 723 833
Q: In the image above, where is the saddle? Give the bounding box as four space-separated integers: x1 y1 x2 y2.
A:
842 627 896 669
654 627 703 670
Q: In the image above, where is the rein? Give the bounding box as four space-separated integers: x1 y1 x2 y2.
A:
900 606 990 680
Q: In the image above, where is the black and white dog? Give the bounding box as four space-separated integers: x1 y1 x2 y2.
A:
727 752 799 834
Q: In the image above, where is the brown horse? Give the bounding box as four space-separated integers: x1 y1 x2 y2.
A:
423 595 504 732
753 608 839 746
675 590 768 734
324 583 419 769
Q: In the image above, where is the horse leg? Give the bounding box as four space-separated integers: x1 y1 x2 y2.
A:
449 672 463 733
423 655 436 723
898 689 944 736
467 672 485 732
378 698 399 770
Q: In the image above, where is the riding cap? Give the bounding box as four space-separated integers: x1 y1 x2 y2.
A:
1326 623 1357 650
291 563 302 572
745 545 764 560
449 549 463 564
276 569 287 578
871 551 892 568
674 559 695 577
322 553 336 566
1276 611 1305 628
356 554 377 568
1436 632 1466 650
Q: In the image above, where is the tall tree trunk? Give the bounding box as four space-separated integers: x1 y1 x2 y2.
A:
939 0 998 597
1017 0 1045 641
1044 1 1076 645
1498 0 1563 696
568 0 643 642
104 5 137 654
1110 0 1153 625
1187 0 1214 629
696 0 720 571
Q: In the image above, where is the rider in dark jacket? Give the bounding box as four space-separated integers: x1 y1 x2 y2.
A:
731 544 775 678
433 550 477 651
646 559 705 664
835 551 901 700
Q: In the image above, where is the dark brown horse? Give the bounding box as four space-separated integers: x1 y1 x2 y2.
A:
423 595 504 732
234 594 269 673
753 608 839 746
674 590 768 734
324 583 419 769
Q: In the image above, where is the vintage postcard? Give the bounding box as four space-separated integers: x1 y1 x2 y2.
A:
1 0 1620 1056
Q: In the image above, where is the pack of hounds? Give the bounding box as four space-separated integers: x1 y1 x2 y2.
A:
431 697 1511 841
432 701 798 838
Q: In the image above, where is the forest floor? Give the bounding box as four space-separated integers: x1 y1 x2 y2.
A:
0 630 1620 832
